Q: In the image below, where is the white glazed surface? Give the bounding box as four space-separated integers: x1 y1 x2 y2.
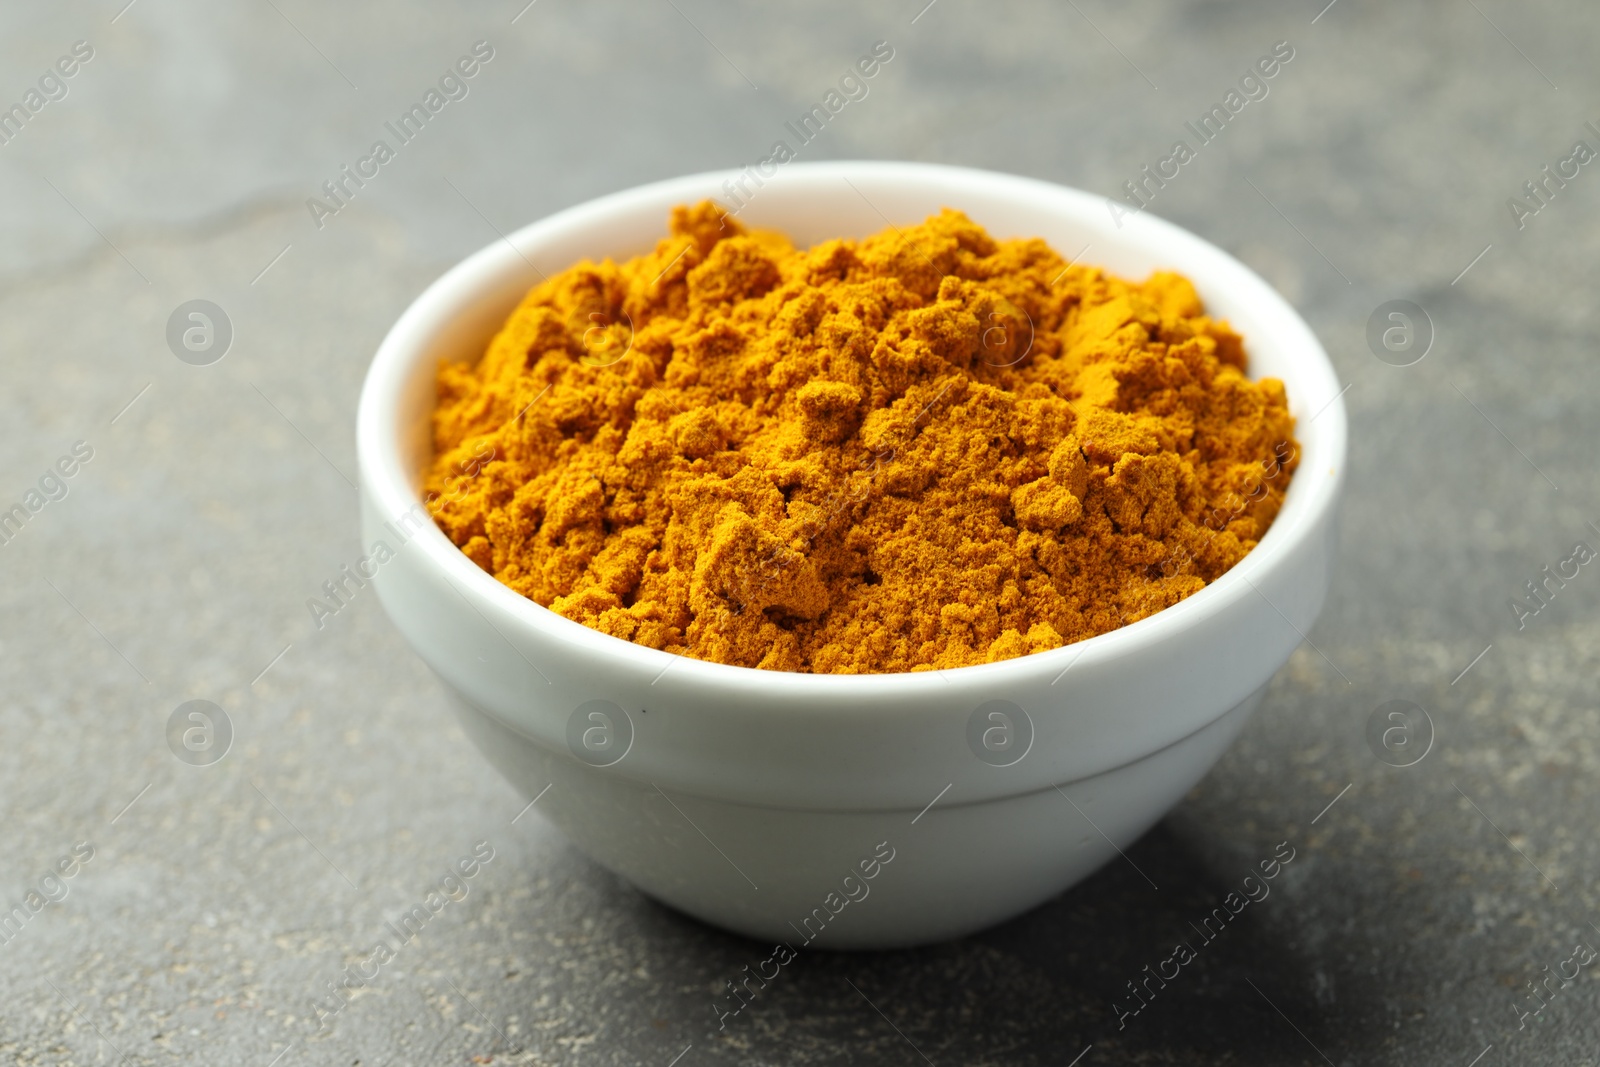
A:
356 162 1345 947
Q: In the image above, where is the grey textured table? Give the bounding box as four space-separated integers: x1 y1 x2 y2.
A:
2 1 1597 1064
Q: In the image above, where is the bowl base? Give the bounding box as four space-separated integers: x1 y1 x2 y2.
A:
447 683 1266 949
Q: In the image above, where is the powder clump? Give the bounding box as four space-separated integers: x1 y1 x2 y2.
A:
425 202 1298 673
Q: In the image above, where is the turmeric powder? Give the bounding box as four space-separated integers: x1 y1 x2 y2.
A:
424 202 1297 674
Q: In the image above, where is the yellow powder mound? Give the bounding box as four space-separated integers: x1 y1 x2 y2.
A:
424 202 1297 673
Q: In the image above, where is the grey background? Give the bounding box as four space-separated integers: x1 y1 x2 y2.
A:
1 0 1596 1064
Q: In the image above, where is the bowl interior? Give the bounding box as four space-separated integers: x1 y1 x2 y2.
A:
362 161 1345 686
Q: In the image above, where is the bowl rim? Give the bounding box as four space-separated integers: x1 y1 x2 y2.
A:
357 160 1346 696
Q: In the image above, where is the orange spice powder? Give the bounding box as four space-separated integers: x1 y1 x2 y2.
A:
424 202 1298 673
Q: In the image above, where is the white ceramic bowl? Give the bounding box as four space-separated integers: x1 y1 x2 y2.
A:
357 162 1345 949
